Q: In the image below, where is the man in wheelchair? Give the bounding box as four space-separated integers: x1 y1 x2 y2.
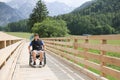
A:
28 33 45 66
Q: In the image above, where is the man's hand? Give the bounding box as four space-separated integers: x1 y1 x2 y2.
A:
43 45 46 51
29 50 31 53
28 46 31 53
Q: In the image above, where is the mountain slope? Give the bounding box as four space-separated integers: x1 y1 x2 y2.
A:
46 1 74 16
7 0 37 18
7 0 74 17
0 2 24 26
72 0 120 15
57 0 120 35
73 1 94 13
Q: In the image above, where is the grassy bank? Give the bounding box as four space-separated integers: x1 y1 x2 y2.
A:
6 32 32 39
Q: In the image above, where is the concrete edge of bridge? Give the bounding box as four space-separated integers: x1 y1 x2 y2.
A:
46 50 108 80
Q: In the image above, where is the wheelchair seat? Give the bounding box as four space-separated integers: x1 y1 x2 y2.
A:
36 55 40 59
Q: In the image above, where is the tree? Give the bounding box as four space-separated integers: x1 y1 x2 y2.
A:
32 18 69 37
28 0 48 32
5 19 29 32
112 13 120 33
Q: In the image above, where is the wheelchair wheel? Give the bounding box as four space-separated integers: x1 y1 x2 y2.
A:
29 52 33 66
43 52 46 67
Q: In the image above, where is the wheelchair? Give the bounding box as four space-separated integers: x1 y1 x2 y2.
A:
29 50 46 68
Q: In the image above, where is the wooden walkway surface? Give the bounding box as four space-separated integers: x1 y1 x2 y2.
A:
12 42 92 80
0 32 21 41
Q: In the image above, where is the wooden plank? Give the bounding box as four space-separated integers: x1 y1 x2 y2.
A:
72 35 120 40
88 35 120 40
101 44 120 53
44 41 73 47
47 46 73 60
43 37 71 41
101 66 120 79
46 43 84 57
78 43 120 53
85 60 100 70
102 55 120 67
70 36 88 40
85 52 100 60
0 32 22 41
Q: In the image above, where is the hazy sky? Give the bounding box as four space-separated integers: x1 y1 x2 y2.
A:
44 0 91 7
0 0 91 7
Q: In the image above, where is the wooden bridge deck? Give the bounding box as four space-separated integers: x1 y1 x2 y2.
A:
0 32 120 80
12 43 92 80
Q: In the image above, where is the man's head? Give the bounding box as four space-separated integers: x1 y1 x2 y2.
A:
34 33 39 40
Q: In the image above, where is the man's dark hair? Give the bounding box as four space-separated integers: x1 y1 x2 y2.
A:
34 33 39 37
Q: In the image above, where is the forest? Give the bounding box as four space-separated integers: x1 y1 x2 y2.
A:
56 0 120 35
5 19 28 32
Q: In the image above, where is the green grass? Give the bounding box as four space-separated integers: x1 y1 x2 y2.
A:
107 75 117 80
108 40 120 45
6 32 32 39
89 67 100 74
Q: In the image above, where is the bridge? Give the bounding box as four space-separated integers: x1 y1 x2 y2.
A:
0 32 120 80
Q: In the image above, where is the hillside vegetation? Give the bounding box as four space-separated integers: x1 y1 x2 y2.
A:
56 0 120 35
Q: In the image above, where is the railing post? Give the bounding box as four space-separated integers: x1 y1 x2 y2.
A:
6 40 11 46
67 39 70 42
73 38 78 63
0 41 6 48
74 39 78 49
100 39 107 77
9 40 11 45
4 41 6 48
67 39 71 47
84 39 89 69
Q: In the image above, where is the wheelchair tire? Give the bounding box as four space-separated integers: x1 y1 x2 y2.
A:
29 52 32 66
43 52 46 66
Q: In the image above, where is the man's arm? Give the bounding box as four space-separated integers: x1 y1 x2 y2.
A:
41 41 46 51
28 46 31 53
43 44 46 51
28 42 32 53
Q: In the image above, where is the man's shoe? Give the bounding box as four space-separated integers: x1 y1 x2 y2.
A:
33 61 36 65
39 62 42 65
